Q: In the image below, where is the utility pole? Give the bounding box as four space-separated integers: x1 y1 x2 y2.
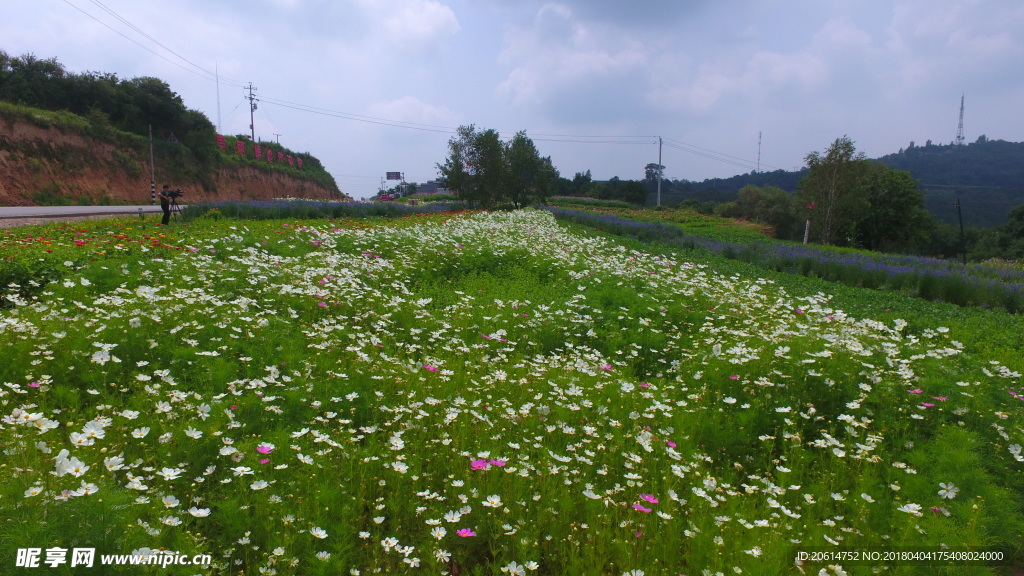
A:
215 62 222 132
246 83 259 141
148 124 156 205
955 196 967 264
274 133 282 144
657 136 662 207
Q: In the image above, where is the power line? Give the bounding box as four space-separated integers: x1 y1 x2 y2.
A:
63 0 249 88
62 0 785 177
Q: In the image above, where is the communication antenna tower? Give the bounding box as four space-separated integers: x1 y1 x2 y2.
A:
955 94 965 146
757 131 762 173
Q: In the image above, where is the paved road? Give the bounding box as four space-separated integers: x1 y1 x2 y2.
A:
0 205 190 228
0 205 171 218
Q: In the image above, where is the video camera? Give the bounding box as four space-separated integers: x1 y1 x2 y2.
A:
165 189 183 199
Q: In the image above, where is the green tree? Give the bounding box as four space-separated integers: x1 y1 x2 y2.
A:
505 131 557 208
857 165 931 252
572 170 592 195
797 136 869 245
437 125 556 208
437 125 503 208
715 184 800 239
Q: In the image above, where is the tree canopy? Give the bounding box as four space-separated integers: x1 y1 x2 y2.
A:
437 125 557 208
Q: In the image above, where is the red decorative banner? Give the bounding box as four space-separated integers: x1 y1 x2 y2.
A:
215 134 226 150
254 144 262 159
236 140 246 156
277 151 285 163
286 155 293 166
297 158 303 169
266 148 273 162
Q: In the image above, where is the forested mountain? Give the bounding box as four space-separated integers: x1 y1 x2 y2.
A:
876 137 1024 227
664 137 1024 227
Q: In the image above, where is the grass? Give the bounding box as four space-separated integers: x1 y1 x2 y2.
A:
544 206 1024 314
1 206 1022 575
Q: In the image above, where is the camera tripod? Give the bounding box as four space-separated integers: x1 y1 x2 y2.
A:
169 198 183 220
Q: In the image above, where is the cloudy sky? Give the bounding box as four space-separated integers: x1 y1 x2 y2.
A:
4 1 1023 199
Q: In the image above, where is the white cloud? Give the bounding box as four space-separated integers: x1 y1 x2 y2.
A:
497 4 650 120
358 0 460 51
365 96 461 128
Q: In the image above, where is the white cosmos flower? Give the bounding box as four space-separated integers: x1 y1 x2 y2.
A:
501 561 526 576
310 527 328 539
162 495 180 508
156 467 184 481
897 502 923 516
188 507 211 517
938 482 959 499
250 480 269 490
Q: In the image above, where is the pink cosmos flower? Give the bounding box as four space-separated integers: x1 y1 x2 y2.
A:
666 440 677 448
908 389 923 394
260 458 270 464
921 402 935 407
599 364 614 371
639 382 650 388
456 528 475 537
934 396 948 402
317 302 327 307
28 382 40 388
632 504 652 513
639 494 659 504
423 365 440 372
795 309 804 314
729 375 739 380
470 459 489 470
256 444 274 454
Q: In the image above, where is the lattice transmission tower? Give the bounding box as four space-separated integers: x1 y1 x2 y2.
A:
955 94 965 146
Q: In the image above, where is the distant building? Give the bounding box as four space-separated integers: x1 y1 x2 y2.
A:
411 180 450 195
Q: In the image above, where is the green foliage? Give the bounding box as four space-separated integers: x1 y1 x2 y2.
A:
858 164 932 251
111 148 143 178
30 182 71 206
547 197 634 209
714 184 800 238
2 211 1023 574
0 51 341 197
437 125 557 208
796 136 870 245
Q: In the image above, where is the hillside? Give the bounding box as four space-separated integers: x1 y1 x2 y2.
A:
0 51 345 206
668 138 1024 227
0 106 344 206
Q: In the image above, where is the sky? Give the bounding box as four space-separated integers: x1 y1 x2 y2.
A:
3 0 1023 199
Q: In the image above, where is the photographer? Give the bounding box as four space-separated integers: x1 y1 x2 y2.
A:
158 184 172 225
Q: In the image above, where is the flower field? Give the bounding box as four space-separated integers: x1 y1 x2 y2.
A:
1 209 1022 575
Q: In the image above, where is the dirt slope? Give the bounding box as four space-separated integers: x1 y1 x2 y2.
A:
0 117 341 206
